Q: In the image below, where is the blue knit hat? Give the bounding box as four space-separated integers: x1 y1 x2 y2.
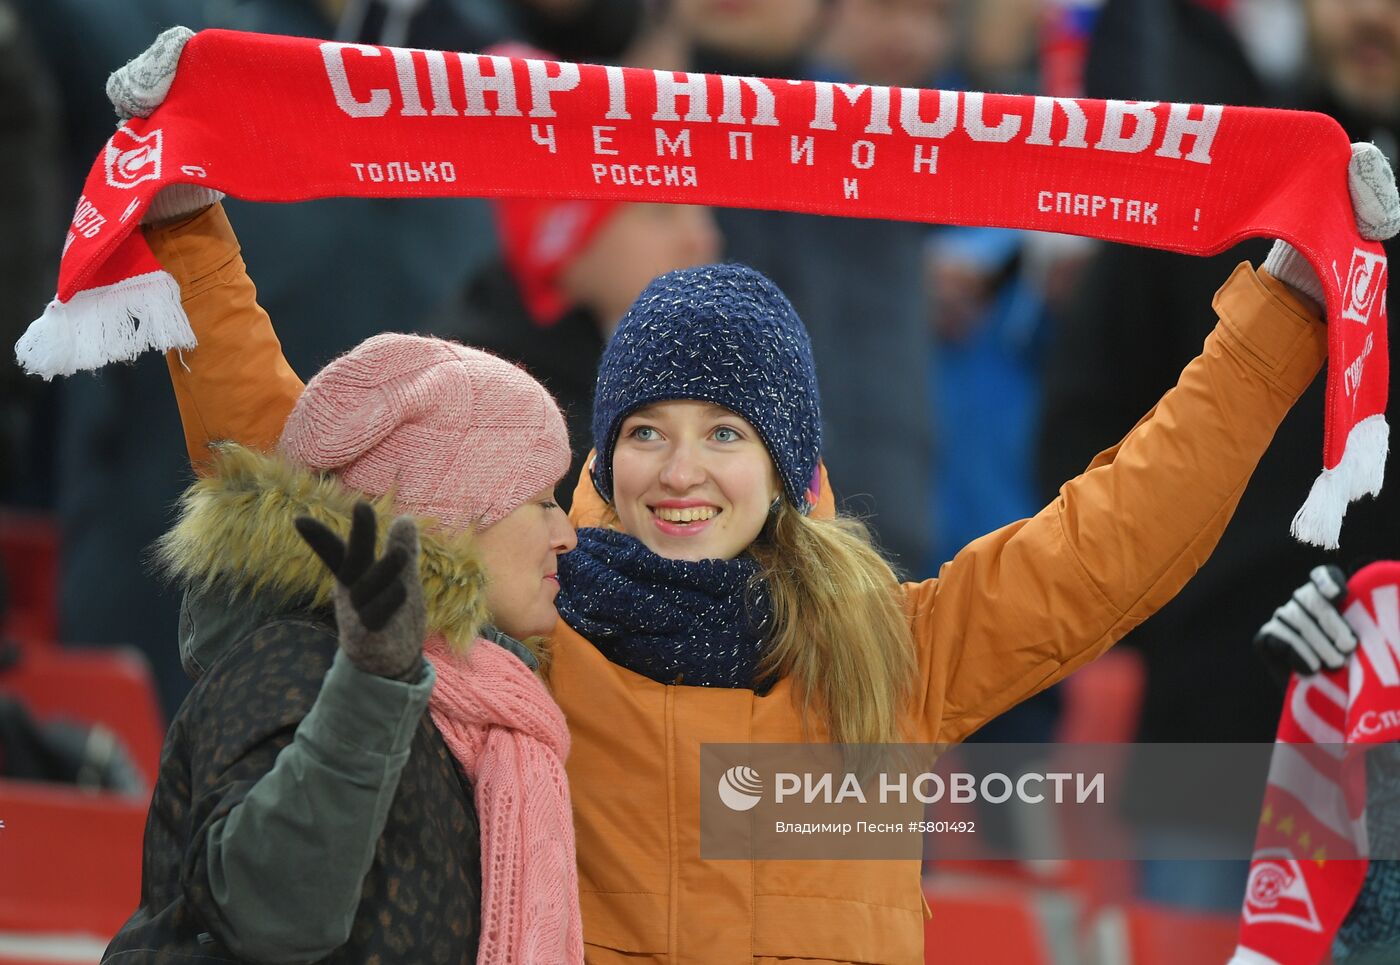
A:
590 264 822 512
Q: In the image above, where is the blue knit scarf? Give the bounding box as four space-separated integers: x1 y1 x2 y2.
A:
555 528 773 691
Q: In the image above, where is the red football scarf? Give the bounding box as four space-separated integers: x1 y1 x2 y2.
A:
1231 562 1400 965
15 29 1389 546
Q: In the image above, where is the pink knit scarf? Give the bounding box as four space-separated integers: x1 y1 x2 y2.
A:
423 635 582 965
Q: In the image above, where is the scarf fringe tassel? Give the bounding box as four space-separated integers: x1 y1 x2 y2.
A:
16 270 195 379
1291 415 1390 549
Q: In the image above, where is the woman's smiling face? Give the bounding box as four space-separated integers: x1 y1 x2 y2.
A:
610 400 781 561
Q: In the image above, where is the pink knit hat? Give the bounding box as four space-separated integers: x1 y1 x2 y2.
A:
279 333 570 530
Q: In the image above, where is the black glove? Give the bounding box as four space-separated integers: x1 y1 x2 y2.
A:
295 502 427 682
1254 564 1358 688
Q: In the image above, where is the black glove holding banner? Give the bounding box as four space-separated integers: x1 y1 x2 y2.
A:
1255 564 1359 686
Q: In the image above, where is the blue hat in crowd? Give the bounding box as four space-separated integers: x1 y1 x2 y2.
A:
590 263 822 513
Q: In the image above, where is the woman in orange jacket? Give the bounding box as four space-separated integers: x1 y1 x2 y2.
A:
149 203 1350 965
125 38 1398 963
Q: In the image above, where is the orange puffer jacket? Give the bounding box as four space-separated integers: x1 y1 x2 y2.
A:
150 204 1325 964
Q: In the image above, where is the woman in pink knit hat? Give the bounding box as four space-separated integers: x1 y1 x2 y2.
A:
104 331 584 964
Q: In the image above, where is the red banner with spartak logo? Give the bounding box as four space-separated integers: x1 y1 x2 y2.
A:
15 28 1388 545
1232 562 1400 965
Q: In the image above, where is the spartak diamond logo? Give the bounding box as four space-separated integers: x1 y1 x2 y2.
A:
1242 853 1323 932
105 126 164 190
1341 248 1387 325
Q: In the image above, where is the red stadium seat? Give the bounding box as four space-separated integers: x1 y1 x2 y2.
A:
923 878 1056 964
1049 648 1146 915
1090 902 1241 965
0 647 166 789
0 513 59 649
0 779 144 940
1054 648 1145 745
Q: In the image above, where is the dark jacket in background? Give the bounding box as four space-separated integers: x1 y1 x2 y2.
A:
432 265 604 508
0 0 62 504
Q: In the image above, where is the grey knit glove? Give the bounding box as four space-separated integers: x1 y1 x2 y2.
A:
1254 564 1358 687
1262 142 1400 314
295 503 428 682
106 26 224 224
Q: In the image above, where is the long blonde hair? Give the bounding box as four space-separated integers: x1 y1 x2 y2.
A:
747 503 916 745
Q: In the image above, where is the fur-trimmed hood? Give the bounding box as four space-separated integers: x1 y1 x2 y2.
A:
159 443 490 655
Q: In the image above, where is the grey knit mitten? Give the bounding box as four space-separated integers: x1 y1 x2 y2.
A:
295 503 428 682
106 26 224 223
1262 142 1400 315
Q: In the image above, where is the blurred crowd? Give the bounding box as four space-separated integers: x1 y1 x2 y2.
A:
2 0 1400 917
